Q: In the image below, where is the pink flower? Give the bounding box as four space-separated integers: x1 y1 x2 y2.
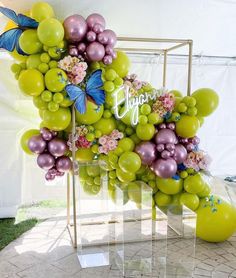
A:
99 136 108 145
108 139 117 149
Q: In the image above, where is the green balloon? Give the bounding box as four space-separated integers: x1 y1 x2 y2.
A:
192 88 219 117
118 151 141 173
108 51 130 78
75 148 94 162
45 68 68 93
33 96 48 110
116 168 136 183
128 182 141 204
26 54 42 69
20 129 40 155
176 115 199 138
154 191 172 207
93 117 117 135
184 173 205 194
86 165 101 177
19 29 43 55
156 177 183 195
42 107 71 131
76 102 104 125
136 123 155 141
180 192 200 211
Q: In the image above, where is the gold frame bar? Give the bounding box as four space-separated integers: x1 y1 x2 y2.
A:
67 37 193 248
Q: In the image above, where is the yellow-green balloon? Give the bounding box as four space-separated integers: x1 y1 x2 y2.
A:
18 69 45 96
76 148 94 162
37 18 64 47
42 107 71 131
156 177 183 195
45 68 68 92
136 123 155 141
30 2 55 22
19 29 43 55
184 173 205 194
170 90 183 98
76 102 104 125
128 181 141 204
176 115 199 138
26 54 41 69
33 96 48 110
180 192 200 211
108 51 130 78
192 88 219 117
118 151 141 173
116 168 136 183
154 191 172 207
93 117 117 135
197 196 236 242
20 129 40 155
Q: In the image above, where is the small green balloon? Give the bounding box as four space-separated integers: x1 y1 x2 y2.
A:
156 177 183 195
116 168 136 183
20 129 40 155
192 88 219 117
76 101 104 125
108 51 130 78
184 173 205 194
176 115 200 138
180 192 200 211
93 117 117 135
118 151 141 173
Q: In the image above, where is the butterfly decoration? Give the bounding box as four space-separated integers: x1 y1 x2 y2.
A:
65 69 105 114
0 7 39 55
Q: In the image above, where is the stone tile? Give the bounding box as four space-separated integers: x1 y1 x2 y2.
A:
8 253 43 270
52 253 81 275
215 263 234 273
213 271 231 278
193 267 212 276
17 263 70 278
196 262 214 271
0 261 20 276
231 270 236 277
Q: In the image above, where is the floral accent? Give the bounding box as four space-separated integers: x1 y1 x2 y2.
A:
152 92 175 117
67 125 92 151
124 74 149 96
183 150 212 172
98 130 123 155
58 55 88 85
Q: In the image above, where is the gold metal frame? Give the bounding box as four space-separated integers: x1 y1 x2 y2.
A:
67 37 193 248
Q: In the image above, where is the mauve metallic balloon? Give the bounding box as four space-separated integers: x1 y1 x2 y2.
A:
69 47 79 56
161 150 171 159
78 42 86 53
159 123 166 129
45 172 54 181
186 143 194 152
156 144 165 152
166 143 175 151
86 31 96 42
56 156 72 172
40 127 53 141
173 144 188 164
167 122 175 130
181 138 189 144
28 135 46 154
63 15 87 42
191 136 200 145
135 142 157 166
86 13 106 29
48 138 68 157
155 129 177 145
97 32 108 44
105 45 114 55
101 29 117 46
86 42 105 62
103 55 112 65
111 51 117 59
93 23 104 34
151 158 177 179
37 153 55 170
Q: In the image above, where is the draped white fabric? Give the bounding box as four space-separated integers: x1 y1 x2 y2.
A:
0 0 236 216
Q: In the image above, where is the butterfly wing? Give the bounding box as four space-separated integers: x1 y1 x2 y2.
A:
0 28 23 52
65 84 87 114
86 69 105 106
0 7 19 25
18 14 39 28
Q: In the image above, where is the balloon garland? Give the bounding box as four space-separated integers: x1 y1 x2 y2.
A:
1 2 236 242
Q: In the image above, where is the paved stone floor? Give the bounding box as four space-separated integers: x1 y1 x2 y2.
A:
0 213 236 278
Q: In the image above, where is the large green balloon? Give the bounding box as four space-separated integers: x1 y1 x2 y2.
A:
20 129 40 155
118 151 141 173
197 196 236 242
75 148 94 162
192 88 219 117
45 68 68 93
108 51 130 78
93 117 117 135
76 102 104 125
42 107 71 131
156 177 183 195
176 115 200 138
184 173 205 194
19 29 43 55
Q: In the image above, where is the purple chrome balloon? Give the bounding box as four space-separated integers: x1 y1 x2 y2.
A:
93 23 104 34
28 135 46 154
101 29 117 46
173 144 187 164
45 172 54 181
97 32 108 44
37 153 55 170
156 144 165 152
167 123 175 130
159 123 166 129
103 55 112 65
86 31 96 42
48 138 68 157
151 158 177 179
191 136 200 145
63 14 88 42
40 127 53 141
86 42 105 62
166 143 175 151
78 42 86 53
86 13 106 29
56 156 72 172
155 129 177 145
186 143 194 152
69 47 79 56
135 142 157 166
161 150 171 159
105 45 114 55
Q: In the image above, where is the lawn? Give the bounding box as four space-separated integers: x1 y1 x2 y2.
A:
0 200 66 251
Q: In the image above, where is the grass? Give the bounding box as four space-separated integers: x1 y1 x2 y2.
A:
0 199 66 251
0 218 39 251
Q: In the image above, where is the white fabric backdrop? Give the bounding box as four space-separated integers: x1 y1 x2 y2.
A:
0 0 236 216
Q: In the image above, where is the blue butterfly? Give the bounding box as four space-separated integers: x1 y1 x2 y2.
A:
0 7 39 55
65 69 105 114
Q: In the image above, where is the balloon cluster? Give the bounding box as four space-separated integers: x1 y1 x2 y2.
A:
28 128 72 181
63 13 117 64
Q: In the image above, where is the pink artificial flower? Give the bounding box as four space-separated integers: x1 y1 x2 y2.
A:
108 139 117 149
